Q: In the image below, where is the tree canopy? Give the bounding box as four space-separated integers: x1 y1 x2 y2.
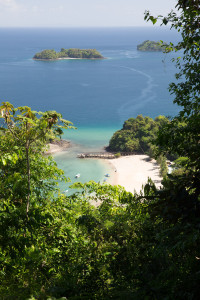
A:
137 40 169 52
33 48 104 60
0 102 74 219
108 115 168 155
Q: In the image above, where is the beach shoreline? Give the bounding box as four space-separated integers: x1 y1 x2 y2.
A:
33 57 105 61
105 154 162 193
49 142 162 194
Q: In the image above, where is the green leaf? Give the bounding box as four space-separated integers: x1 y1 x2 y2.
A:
150 16 157 24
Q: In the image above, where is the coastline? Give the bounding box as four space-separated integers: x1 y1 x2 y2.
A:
105 155 162 193
75 152 162 194
48 142 162 194
45 139 71 155
33 57 82 61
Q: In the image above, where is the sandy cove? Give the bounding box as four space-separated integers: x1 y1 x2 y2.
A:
106 155 162 194
45 142 162 194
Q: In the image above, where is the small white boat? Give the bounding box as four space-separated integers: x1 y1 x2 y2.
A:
105 174 110 177
75 173 80 178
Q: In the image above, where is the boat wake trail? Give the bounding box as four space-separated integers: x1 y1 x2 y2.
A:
118 66 157 123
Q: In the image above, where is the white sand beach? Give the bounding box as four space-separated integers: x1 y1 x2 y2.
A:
106 155 162 194
57 57 81 60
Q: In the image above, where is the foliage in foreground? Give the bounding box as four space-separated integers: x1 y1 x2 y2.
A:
1 173 200 299
0 102 199 300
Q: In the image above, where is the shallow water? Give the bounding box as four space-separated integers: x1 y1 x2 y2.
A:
54 126 117 191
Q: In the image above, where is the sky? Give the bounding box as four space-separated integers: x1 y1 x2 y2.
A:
0 0 177 28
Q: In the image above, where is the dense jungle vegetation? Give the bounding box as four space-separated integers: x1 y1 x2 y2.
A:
108 115 168 154
33 48 104 60
0 1 200 299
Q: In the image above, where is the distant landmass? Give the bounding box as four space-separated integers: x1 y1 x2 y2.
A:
33 48 104 60
137 40 169 52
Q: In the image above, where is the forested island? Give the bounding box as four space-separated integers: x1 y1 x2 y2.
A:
33 48 104 60
137 40 169 52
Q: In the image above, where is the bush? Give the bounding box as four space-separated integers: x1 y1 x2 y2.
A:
114 152 121 158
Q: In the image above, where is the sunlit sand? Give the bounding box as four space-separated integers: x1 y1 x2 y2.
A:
106 155 162 194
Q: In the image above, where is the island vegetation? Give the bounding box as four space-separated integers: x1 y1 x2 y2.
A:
108 115 168 154
137 40 169 52
33 48 104 60
107 114 169 176
0 1 200 299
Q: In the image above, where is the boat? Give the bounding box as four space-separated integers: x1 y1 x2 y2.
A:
75 173 80 178
105 174 110 177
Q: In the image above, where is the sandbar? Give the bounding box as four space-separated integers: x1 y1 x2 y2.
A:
106 154 162 194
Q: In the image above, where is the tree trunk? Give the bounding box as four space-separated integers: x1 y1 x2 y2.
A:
26 145 31 219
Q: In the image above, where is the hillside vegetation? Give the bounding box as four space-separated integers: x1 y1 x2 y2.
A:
108 115 168 155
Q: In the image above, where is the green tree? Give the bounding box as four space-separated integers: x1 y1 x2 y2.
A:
147 0 200 217
145 0 200 196
0 103 83 298
108 115 168 155
33 49 58 60
0 102 74 219
130 1 200 297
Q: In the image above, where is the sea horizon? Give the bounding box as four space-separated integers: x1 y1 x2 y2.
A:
0 26 180 190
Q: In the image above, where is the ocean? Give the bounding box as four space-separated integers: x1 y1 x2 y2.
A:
0 27 181 191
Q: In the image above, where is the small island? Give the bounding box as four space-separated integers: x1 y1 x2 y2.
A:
137 40 169 52
33 48 104 60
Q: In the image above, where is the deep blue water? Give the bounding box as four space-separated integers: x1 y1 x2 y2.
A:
0 27 181 188
0 27 180 127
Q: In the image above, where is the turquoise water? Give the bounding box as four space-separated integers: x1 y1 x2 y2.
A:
0 27 181 190
55 126 117 191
